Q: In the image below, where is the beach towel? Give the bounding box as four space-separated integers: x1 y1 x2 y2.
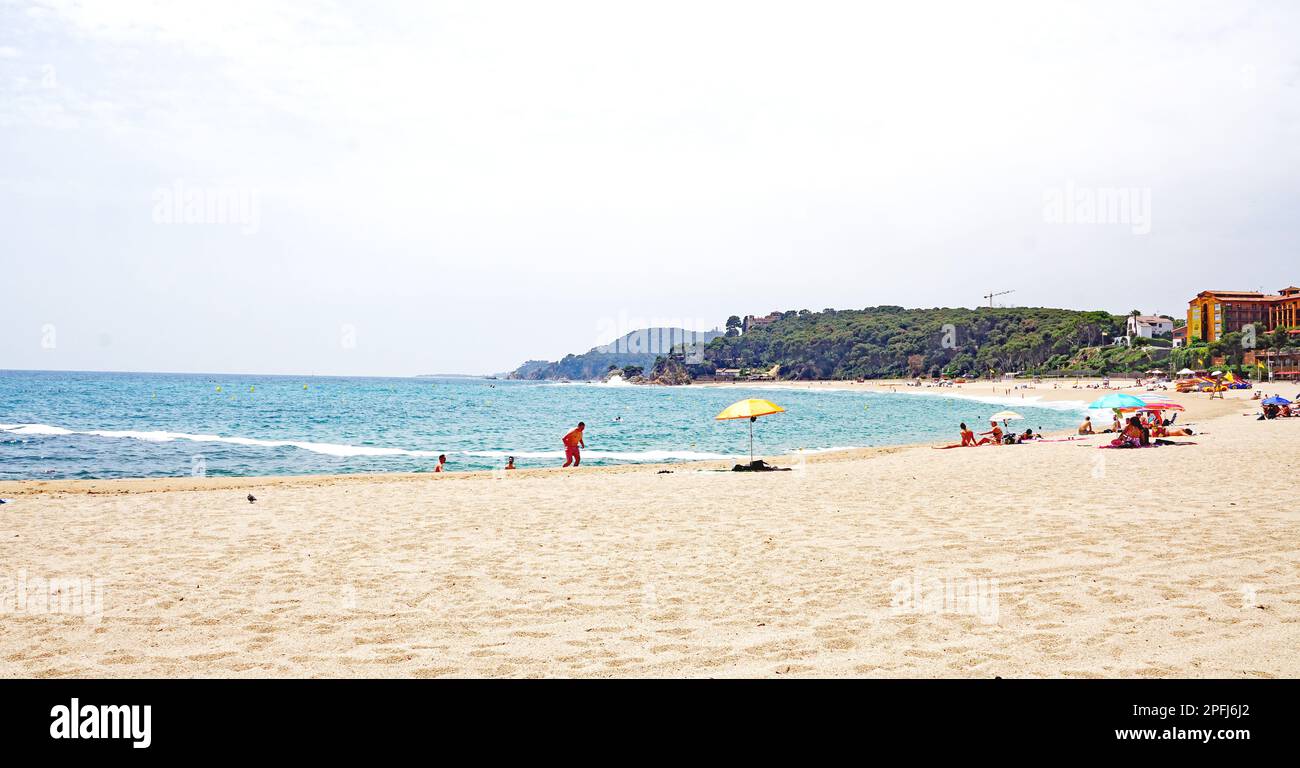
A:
1097 441 1197 449
731 460 791 472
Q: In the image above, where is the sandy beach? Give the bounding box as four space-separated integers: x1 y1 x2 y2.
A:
2 380 1297 678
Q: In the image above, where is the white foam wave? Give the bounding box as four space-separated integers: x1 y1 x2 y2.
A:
463 449 735 461
0 423 737 462
785 445 866 455
0 423 442 458
880 388 1091 412
2 423 75 435
694 381 1091 412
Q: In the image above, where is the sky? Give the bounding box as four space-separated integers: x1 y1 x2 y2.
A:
2 0 1299 376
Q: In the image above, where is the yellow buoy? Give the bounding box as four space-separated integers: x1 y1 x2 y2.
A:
216 386 222 392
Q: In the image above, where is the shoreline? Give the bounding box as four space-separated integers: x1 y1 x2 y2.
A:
0 381 1253 496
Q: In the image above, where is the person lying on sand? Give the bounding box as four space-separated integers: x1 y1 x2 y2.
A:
1078 416 1094 434
935 423 977 449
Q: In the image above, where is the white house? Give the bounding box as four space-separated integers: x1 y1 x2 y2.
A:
1127 315 1174 339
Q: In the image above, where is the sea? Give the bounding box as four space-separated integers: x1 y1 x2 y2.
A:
0 370 1088 480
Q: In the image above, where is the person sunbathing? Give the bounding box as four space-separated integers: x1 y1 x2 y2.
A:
1121 416 1149 446
936 423 978 449
1078 416 1095 434
1152 423 1193 437
976 420 1003 445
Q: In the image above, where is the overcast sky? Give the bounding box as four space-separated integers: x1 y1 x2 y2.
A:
3 0 1298 376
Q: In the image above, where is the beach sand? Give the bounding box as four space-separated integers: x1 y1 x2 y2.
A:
2 382 1297 678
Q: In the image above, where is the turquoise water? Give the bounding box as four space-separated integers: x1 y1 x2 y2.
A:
0 370 1086 479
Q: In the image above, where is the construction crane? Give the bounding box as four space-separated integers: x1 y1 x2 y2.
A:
983 289 1015 308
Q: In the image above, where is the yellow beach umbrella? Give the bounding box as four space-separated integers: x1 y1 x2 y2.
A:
715 398 785 464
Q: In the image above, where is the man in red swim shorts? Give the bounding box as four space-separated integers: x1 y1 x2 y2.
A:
562 422 586 467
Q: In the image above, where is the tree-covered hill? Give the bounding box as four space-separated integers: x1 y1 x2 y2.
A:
702 306 1128 379
510 327 722 380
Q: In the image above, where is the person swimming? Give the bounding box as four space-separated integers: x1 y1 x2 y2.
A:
434 454 447 472
505 456 516 470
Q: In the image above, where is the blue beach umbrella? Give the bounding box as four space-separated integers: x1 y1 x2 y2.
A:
1088 392 1147 411
1261 396 1291 406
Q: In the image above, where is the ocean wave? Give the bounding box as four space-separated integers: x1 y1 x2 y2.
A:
785 445 867 454
0 423 738 462
0 423 443 458
0 423 75 435
462 449 735 461
879 388 1091 412
695 381 1092 411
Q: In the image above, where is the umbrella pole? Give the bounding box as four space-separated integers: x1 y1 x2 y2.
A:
749 419 754 464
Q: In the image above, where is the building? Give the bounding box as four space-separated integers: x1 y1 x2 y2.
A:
742 312 782 332
1186 286 1300 343
1126 315 1174 339
1171 326 1187 348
